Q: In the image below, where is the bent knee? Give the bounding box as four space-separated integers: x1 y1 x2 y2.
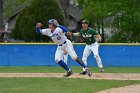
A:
71 55 77 60
55 58 61 63
82 57 87 61
82 54 88 59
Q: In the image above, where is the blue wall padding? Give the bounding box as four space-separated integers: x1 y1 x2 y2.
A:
0 44 140 66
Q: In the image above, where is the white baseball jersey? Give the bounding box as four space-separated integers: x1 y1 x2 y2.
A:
40 27 78 62
40 27 67 45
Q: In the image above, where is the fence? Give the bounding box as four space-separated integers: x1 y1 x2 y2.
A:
0 43 140 67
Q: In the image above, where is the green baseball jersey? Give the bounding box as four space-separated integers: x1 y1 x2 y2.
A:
79 27 98 44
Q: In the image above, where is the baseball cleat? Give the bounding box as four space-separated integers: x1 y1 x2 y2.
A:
64 70 73 77
86 68 92 77
79 71 86 75
100 68 105 73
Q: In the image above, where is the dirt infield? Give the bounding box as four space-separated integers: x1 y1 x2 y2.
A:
0 73 140 80
97 84 140 93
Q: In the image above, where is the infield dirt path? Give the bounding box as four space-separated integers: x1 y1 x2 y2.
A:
0 73 140 80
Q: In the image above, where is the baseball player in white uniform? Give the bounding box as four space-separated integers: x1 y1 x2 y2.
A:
35 19 92 77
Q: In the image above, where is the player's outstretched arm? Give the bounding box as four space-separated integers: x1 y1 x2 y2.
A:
58 25 72 36
58 25 80 36
59 25 68 32
72 32 80 36
35 23 50 36
94 35 102 42
66 32 80 36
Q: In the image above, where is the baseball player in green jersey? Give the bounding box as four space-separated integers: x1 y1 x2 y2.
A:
68 19 104 74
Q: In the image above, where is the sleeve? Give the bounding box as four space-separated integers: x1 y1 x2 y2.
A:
92 29 98 35
41 29 51 36
79 29 82 36
59 25 68 32
79 30 85 39
35 28 50 35
35 28 41 33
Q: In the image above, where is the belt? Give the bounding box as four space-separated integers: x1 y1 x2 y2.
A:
87 41 96 45
59 41 67 46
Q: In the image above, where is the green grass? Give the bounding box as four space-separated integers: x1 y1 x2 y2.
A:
0 78 139 93
0 66 140 73
0 66 140 93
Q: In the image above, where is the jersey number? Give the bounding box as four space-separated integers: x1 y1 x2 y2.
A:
57 36 61 40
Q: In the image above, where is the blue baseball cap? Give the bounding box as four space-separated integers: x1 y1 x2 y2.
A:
48 19 55 24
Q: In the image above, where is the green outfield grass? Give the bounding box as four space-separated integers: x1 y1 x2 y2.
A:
0 78 140 93
0 66 140 93
0 66 140 73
